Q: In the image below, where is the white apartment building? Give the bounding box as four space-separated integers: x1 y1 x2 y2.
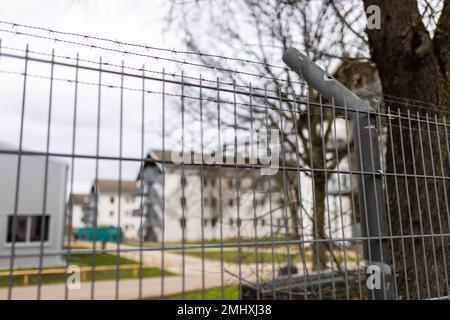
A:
144 149 355 243
76 148 354 244
67 193 88 230
82 180 143 240
77 150 289 243
135 150 289 242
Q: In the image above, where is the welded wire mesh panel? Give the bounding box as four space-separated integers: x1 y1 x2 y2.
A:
0 22 449 300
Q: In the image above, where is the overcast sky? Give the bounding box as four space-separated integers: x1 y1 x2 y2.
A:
0 1 318 196
0 1 202 193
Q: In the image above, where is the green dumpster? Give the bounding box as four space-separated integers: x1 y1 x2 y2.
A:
75 226 123 243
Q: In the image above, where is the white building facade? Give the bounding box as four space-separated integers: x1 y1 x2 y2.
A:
82 180 143 240
67 193 88 230
135 150 288 243
76 149 355 244
0 142 68 269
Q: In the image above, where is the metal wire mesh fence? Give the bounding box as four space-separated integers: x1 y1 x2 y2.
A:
0 22 449 300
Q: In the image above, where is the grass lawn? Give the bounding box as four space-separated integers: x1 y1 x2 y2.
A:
66 252 137 266
177 249 305 264
124 237 289 248
0 253 175 288
176 249 358 265
169 285 239 300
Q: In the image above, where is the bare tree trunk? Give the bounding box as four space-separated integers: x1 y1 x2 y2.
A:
363 0 450 299
312 172 328 271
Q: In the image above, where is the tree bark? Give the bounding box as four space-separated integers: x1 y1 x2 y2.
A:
311 172 328 271
363 0 450 299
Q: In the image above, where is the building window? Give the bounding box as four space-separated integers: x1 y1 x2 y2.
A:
211 217 218 227
7 215 50 243
110 211 114 217
203 218 208 226
229 217 234 226
203 177 208 187
181 176 187 187
228 179 233 188
228 199 234 207
110 196 115 204
261 218 266 226
211 179 216 187
180 217 187 228
211 197 217 209
7 216 27 242
277 217 286 226
29 216 50 242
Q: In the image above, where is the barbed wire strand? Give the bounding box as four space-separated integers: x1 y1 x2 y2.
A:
1 41 448 125
0 20 287 70
1 21 449 115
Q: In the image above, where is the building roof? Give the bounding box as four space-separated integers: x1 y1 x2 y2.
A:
70 193 89 206
149 149 236 167
142 149 291 192
94 179 136 194
0 141 69 168
148 149 288 172
145 149 266 179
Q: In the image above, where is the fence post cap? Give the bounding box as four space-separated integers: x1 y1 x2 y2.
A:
283 47 373 115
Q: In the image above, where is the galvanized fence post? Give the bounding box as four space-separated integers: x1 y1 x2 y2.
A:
283 48 394 300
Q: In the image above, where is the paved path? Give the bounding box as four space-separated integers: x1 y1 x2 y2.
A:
0 243 280 300
0 242 359 299
0 274 223 300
